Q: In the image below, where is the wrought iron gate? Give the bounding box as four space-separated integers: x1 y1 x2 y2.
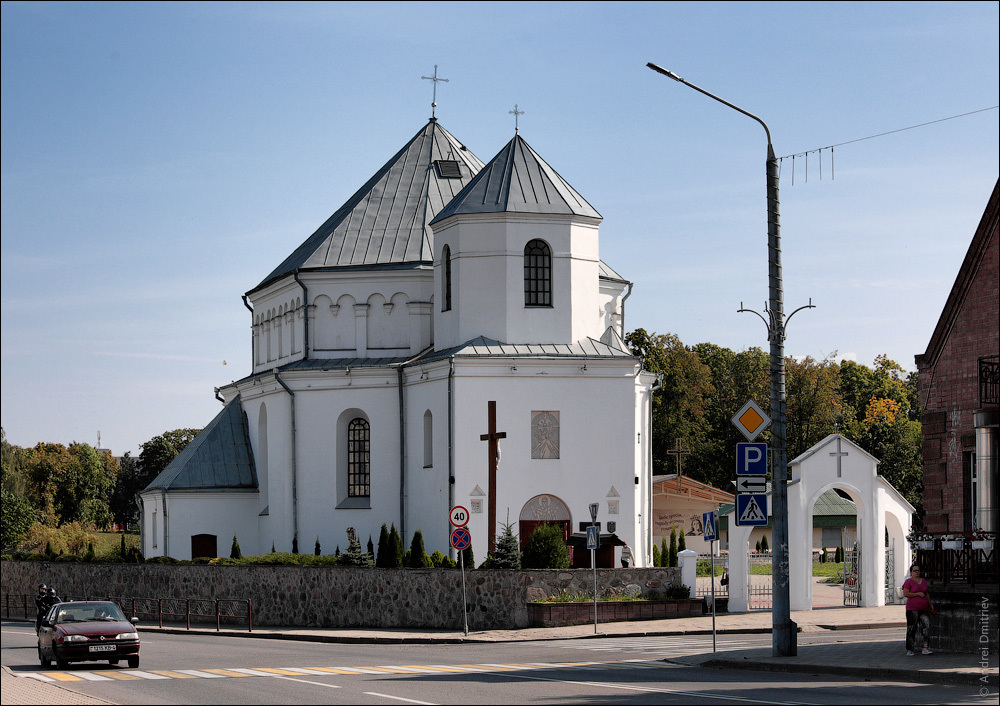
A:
843 528 860 607
884 544 896 604
747 550 772 610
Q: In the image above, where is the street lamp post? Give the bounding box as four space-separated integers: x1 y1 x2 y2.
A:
647 62 799 656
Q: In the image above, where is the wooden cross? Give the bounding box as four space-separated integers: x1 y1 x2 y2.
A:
829 437 849 477
509 104 524 133
480 400 507 552
421 65 449 118
665 437 691 492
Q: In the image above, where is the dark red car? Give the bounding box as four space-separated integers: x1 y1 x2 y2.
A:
37 601 140 669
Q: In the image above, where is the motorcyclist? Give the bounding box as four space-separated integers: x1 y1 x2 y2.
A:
34 584 48 633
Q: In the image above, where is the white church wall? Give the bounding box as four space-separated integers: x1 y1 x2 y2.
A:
450 358 644 563
139 491 258 560
432 216 602 350
401 367 453 555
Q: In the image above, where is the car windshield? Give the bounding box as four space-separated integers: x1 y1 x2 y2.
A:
55 603 127 623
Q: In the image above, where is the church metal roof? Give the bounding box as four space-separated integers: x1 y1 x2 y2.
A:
253 120 484 293
144 397 257 492
430 133 601 223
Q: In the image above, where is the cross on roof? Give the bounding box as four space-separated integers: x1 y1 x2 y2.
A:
666 437 692 492
829 437 849 477
509 104 524 133
421 65 449 118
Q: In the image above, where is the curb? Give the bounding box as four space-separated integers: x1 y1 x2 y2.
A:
691 656 984 686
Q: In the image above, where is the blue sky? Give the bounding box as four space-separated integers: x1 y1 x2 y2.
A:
2 1 998 455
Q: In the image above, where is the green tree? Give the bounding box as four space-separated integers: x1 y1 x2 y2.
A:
784 354 842 459
652 542 661 567
315 536 322 556
375 523 392 567
406 530 433 568
230 534 242 559
490 521 521 570
137 429 200 490
660 535 668 567
1 486 36 549
668 525 678 567
521 523 570 569
109 452 142 528
341 533 374 567
626 329 714 478
382 524 404 568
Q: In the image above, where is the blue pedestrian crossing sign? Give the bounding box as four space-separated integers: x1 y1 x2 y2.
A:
735 494 769 527
586 525 599 550
702 511 718 541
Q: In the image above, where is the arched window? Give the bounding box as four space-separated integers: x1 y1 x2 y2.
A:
524 239 552 307
347 418 370 498
441 245 452 312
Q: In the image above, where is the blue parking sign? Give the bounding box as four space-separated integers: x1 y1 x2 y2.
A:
736 442 768 476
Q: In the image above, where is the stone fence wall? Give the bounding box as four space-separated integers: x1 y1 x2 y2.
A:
1 561 681 630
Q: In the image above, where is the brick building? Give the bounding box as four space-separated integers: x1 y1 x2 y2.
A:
915 179 999 534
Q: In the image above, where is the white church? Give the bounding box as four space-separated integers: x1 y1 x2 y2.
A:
139 116 657 565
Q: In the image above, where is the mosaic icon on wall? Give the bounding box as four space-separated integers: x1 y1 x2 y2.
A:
531 411 560 459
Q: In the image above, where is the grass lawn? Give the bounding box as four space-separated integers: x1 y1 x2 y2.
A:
93 531 140 555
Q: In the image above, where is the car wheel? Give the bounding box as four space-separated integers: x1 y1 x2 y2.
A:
38 648 51 668
108 659 119 665
55 658 68 670
127 657 139 669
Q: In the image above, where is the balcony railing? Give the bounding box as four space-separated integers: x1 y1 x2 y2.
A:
912 532 997 585
981 354 999 408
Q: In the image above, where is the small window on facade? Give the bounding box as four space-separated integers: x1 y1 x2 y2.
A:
524 239 552 306
347 418 370 498
442 245 452 312
434 160 462 178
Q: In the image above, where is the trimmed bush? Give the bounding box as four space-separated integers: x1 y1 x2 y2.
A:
521 523 570 569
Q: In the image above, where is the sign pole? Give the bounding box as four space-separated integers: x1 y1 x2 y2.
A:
710 539 717 652
589 502 599 634
460 549 468 636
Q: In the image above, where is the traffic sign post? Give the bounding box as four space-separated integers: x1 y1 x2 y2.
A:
736 442 768 475
450 527 471 551
450 505 470 528
702 511 718 541
735 477 767 494
735 493 769 526
586 525 599 550
732 399 771 442
450 522 471 636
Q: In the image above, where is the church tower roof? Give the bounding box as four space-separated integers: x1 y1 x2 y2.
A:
430 133 601 223
253 120 484 293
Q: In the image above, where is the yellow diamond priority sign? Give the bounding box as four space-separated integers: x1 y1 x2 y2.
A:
732 399 771 442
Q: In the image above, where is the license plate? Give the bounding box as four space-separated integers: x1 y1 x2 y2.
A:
89 644 116 652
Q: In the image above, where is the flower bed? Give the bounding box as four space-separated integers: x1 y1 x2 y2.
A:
528 599 703 627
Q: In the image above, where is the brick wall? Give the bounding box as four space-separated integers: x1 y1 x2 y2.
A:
917 186 999 533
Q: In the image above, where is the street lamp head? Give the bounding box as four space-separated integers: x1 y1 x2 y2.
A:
646 63 682 82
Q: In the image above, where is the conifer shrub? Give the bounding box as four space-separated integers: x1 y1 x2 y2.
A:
521 523 570 569
652 543 661 567
488 521 521 570
376 523 391 567
668 525 678 567
230 534 242 559
314 537 321 556
406 530 433 568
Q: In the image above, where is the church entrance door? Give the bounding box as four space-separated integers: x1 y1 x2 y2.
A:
518 495 571 551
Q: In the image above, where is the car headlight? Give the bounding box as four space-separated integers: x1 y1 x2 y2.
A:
62 635 89 642
115 632 139 641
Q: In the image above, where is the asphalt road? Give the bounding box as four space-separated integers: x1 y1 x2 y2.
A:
1 622 983 705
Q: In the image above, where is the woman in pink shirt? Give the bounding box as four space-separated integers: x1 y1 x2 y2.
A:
901 563 934 656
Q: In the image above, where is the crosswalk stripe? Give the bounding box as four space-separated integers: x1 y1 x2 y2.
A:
248 667 307 676
401 665 470 673
226 668 281 677
93 671 142 680
25 674 57 682
147 670 199 678
199 668 255 677
281 667 339 676
377 666 447 674
67 672 113 681
173 669 228 678
43 672 83 681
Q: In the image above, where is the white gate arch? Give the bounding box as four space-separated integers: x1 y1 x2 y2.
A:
726 434 915 612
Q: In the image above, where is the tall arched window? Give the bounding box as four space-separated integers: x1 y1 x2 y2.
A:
441 245 452 312
347 418 370 498
524 239 552 306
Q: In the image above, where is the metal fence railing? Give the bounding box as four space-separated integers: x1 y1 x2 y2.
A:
3 594 252 632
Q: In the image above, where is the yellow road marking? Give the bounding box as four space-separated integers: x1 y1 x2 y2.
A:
41 672 82 681
400 665 469 673
93 671 143 680
306 667 373 674
200 668 254 677
456 664 518 671
249 667 308 676
148 670 199 678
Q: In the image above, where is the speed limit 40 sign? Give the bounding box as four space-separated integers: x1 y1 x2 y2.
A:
450 505 470 528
